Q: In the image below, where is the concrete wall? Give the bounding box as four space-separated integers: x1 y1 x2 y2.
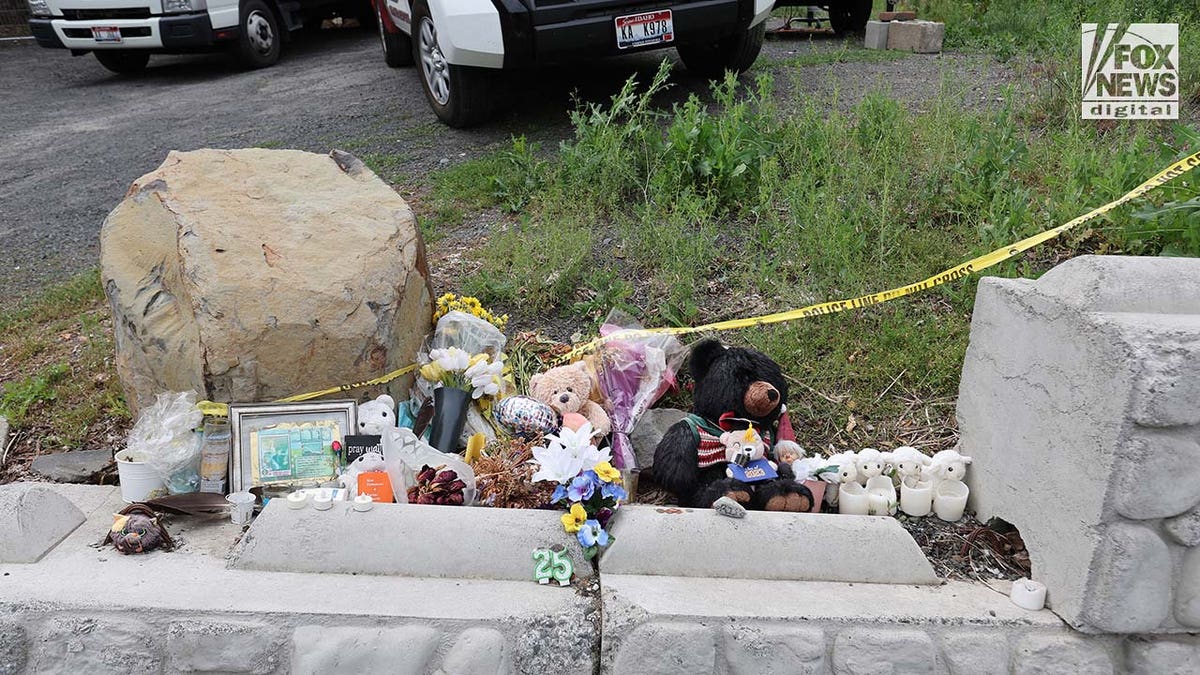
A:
959 255 1200 634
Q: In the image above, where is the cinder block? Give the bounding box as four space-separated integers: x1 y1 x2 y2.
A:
887 20 945 53
864 21 889 50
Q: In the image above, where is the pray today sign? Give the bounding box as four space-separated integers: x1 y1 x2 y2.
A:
1082 23 1179 120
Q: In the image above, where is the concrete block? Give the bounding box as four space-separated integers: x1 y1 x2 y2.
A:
864 21 889 50
0 620 25 675
167 620 282 674
28 616 161 674
1176 547 1200 627
831 628 936 674
601 504 938 584
233 498 593 581
0 483 86 563
292 625 440 675
1126 637 1200 675
887 20 945 53
1131 344 1200 427
30 448 113 483
1013 634 1114 675
1082 523 1172 632
1163 507 1200 546
1114 429 1200 519
958 255 1200 634
630 407 687 470
611 622 715 675
437 627 511 675
941 631 1009 675
723 624 826 675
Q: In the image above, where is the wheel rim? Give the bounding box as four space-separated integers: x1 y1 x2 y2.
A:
246 10 275 55
418 17 450 105
377 5 388 52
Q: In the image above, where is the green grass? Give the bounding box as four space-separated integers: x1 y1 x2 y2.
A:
0 270 129 449
448 43 1199 448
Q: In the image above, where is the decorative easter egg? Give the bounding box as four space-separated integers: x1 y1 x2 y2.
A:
494 396 559 439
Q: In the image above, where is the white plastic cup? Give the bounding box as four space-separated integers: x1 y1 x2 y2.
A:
934 480 969 521
865 476 897 516
115 448 166 503
900 480 934 517
226 491 256 525
838 482 870 515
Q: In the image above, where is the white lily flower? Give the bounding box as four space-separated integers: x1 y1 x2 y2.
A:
531 422 612 484
431 347 470 372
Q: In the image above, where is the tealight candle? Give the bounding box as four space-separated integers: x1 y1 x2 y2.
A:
900 480 934 517
934 480 969 522
838 482 870 515
353 494 374 512
286 491 308 509
312 491 334 511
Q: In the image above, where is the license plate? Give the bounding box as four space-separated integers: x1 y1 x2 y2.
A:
615 10 673 50
92 26 122 43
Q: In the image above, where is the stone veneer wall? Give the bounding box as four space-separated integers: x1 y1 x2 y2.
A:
959 255 1200 634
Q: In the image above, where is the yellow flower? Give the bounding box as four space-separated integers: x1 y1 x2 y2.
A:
468 353 489 367
561 503 587 533
420 362 446 382
594 462 621 484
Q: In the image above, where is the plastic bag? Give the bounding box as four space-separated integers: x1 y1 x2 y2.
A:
594 309 686 469
125 391 204 493
382 427 476 505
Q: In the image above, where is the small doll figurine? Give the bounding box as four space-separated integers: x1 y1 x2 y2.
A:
774 440 803 466
721 426 777 480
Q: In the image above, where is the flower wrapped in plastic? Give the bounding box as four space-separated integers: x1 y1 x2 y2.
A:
593 309 686 470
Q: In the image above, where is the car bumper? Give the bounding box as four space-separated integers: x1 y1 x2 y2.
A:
504 0 751 67
29 13 222 52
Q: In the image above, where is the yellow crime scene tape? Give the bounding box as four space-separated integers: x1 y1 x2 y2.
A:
199 148 1200 417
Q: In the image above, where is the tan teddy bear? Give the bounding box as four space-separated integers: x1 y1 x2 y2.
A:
528 362 611 437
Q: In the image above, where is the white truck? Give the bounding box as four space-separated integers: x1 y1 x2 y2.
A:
27 0 370 73
372 0 783 128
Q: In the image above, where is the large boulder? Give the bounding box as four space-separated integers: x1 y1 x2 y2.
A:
101 149 432 412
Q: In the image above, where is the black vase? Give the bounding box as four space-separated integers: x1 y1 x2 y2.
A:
429 387 471 453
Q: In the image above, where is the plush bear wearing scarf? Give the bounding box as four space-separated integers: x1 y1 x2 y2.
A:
653 339 813 512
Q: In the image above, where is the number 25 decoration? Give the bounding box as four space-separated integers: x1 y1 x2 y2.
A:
532 546 573 586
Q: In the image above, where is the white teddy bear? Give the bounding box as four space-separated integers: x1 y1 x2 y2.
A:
356 394 398 436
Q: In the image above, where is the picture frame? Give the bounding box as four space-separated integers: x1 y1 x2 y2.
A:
228 400 357 493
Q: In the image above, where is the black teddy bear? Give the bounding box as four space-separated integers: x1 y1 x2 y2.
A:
653 339 814 513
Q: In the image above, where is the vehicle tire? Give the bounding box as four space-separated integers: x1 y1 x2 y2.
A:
411 0 493 128
676 21 766 79
236 0 282 69
828 0 872 35
378 1 413 67
94 51 149 75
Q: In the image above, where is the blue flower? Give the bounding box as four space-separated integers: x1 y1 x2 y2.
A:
567 474 595 502
551 484 567 503
576 519 610 548
601 482 627 502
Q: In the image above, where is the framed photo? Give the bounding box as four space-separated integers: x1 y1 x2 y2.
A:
228 401 357 493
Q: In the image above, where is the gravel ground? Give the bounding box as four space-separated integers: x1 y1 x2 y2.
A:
0 27 1013 303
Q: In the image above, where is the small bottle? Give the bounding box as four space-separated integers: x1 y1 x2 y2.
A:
199 418 232 494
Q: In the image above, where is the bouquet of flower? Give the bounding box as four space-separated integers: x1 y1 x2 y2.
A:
420 347 505 400
531 422 627 559
434 293 509 330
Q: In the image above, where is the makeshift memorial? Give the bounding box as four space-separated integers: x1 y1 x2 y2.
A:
494 395 560 439
198 418 231 494
652 339 812 512
596 311 685 469
532 546 573 586
420 347 505 452
226 491 256 525
228 400 356 493
103 504 174 554
124 391 204 496
382 427 477 505
529 361 612 440
532 422 625 559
